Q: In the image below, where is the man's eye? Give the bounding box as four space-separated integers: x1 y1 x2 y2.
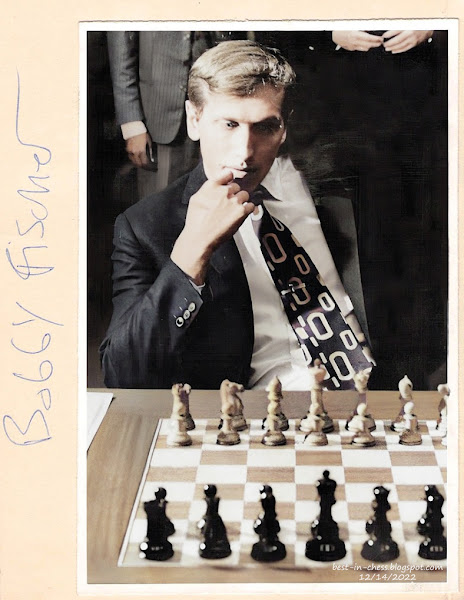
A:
225 121 238 128
255 121 281 134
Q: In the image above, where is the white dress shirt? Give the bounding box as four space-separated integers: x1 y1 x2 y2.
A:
233 155 364 390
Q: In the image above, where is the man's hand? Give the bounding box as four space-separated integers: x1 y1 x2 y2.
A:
170 170 255 285
383 30 433 54
332 31 384 52
125 132 155 168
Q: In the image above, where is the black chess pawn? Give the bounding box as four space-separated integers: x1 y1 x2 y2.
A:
199 484 232 559
251 484 286 562
417 485 447 560
361 485 399 562
155 487 175 537
305 470 346 562
417 484 438 536
139 487 174 561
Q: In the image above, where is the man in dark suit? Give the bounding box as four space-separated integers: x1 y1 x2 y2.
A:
100 40 371 390
107 31 246 198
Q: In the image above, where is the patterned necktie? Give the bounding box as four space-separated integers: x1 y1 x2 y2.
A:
253 190 373 390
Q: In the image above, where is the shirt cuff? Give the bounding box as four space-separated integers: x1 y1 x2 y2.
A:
121 121 147 140
189 279 206 295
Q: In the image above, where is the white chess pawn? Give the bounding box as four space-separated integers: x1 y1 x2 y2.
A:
436 383 449 437
350 403 376 447
391 375 413 432
399 401 422 446
167 383 192 446
302 403 328 446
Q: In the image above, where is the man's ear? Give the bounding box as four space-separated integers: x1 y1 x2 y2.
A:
185 100 200 141
280 126 287 146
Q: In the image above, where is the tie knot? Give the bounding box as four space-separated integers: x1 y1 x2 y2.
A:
250 186 269 206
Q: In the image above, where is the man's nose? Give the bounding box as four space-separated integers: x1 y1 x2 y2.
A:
233 127 254 165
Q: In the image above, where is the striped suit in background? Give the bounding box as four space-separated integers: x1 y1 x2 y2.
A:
107 31 247 198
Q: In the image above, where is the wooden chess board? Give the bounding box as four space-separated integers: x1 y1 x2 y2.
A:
118 417 447 581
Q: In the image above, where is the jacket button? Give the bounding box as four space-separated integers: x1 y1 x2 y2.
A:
175 316 184 327
188 302 196 312
183 309 191 320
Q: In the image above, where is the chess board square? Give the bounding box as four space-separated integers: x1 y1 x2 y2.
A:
296 450 342 465
391 465 444 486
294 499 320 524
343 467 393 484
200 450 248 465
247 448 296 467
150 448 203 467
196 464 247 484
247 467 295 482
159 501 191 520
147 466 198 482
342 449 391 468
435 449 447 468
389 452 438 466
347 518 368 537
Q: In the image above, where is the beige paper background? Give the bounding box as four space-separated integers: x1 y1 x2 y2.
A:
0 1 461 599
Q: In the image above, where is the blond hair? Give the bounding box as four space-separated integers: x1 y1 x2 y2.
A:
188 40 296 118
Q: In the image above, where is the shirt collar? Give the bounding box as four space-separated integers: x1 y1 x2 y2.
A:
255 159 284 203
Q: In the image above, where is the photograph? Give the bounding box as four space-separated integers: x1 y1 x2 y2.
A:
84 21 455 592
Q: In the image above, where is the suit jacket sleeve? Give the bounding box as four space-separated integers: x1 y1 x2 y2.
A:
99 212 204 388
107 31 145 125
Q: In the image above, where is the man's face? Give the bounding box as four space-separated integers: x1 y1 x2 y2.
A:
185 85 287 194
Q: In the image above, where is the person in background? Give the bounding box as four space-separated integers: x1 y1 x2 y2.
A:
107 31 247 198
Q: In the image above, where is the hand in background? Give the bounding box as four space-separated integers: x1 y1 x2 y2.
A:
332 31 384 52
125 132 155 169
383 30 434 54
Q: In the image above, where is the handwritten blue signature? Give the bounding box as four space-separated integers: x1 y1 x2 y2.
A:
5 70 53 279
3 71 62 446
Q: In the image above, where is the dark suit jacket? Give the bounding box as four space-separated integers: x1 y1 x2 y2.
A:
100 162 369 389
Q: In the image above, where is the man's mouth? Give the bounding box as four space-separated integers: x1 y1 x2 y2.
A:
228 167 257 179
